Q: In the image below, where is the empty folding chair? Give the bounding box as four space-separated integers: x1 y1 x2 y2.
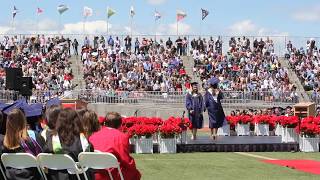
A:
1 153 47 180
37 153 83 180
78 152 124 180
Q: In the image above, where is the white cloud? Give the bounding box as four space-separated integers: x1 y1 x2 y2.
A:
38 19 59 31
292 6 320 22
228 20 256 35
156 22 192 35
62 20 109 34
0 26 11 34
146 0 167 5
227 19 288 36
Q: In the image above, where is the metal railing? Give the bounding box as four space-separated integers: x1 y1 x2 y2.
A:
24 89 300 105
0 90 23 103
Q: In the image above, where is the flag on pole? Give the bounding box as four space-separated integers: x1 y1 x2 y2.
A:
83 6 93 17
12 6 18 19
177 10 187 21
155 10 161 21
130 6 135 17
107 7 116 18
37 7 43 14
57 4 68 15
201 8 209 20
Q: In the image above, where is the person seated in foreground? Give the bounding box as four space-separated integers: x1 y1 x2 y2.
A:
81 110 100 138
43 108 94 180
89 112 141 180
41 105 61 141
1 109 44 180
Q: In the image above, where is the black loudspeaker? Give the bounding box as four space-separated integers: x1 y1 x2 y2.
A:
5 68 23 90
20 77 33 96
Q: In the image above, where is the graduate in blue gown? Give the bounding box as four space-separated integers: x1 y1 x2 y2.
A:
185 82 204 140
204 77 226 140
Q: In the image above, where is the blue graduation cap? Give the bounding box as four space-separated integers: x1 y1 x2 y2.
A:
3 99 43 117
46 97 61 108
207 77 220 86
3 99 28 115
0 102 12 111
21 103 43 117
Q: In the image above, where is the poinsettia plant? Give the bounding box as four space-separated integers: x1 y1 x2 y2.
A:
295 117 320 137
254 115 271 124
159 120 182 139
166 116 191 131
279 116 299 128
236 115 252 124
128 124 158 138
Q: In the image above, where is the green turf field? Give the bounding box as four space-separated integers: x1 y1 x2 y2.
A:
132 152 320 180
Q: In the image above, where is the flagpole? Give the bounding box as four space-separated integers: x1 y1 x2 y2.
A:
36 12 39 35
130 16 133 38
12 17 15 34
83 16 86 36
107 16 109 36
154 9 156 42
176 18 179 36
107 7 110 36
59 14 62 35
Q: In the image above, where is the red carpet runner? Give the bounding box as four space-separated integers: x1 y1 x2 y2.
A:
263 160 320 175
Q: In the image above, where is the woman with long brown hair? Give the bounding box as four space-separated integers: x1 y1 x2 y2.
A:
2 109 44 180
44 108 94 180
82 110 100 138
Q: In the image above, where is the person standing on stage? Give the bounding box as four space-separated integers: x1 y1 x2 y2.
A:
185 82 204 140
204 77 226 140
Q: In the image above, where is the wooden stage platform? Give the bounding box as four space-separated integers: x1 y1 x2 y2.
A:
130 136 300 153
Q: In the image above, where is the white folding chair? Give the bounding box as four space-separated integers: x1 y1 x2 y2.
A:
78 152 124 180
37 153 83 180
1 153 47 180
0 162 7 180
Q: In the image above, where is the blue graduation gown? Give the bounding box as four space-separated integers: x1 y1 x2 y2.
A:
185 92 204 129
204 91 225 128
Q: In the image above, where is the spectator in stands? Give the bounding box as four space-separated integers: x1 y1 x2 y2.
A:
81 36 190 95
89 112 141 180
0 35 75 103
1 109 44 180
44 108 94 180
176 37 183 56
72 39 79 55
287 39 319 97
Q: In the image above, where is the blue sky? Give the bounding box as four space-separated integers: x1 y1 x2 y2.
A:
0 0 320 36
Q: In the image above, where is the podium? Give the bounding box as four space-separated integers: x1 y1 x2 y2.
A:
293 102 315 118
61 99 88 110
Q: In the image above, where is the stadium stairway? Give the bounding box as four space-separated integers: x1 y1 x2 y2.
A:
70 55 85 90
182 56 202 86
279 57 310 102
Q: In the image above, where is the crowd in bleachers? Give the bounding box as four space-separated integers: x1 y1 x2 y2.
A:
80 36 191 93
285 39 320 98
191 36 299 102
0 35 74 93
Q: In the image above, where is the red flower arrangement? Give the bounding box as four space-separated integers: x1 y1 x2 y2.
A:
226 116 237 126
159 121 182 139
295 117 320 137
128 124 158 138
166 116 191 131
254 115 272 124
279 116 299 128
236 115 252 124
